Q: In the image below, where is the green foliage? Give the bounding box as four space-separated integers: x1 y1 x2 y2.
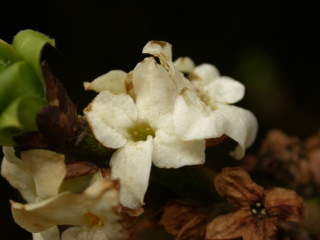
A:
0 30 55 145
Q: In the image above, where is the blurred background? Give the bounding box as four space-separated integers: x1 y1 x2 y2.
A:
1 3 318 239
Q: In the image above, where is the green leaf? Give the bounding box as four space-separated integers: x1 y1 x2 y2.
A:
13 30 55 81
0 96 46 145
0 30 56 145
0 61 44 110
0 39 21 71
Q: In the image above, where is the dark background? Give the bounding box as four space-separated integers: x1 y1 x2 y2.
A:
1 3 318 239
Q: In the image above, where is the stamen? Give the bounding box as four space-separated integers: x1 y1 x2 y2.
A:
251 202 268 218
127 122 155 141
251 208 258 215
260 209 267 215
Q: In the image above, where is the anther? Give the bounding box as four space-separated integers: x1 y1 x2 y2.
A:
261 209 267 215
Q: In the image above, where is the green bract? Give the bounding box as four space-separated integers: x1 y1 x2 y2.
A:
0 30 55 145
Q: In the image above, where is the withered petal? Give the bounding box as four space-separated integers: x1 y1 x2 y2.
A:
214 167 264 206
264 188 304 222
14 132 49 151
39 61 79 150
121 206 144 217
160 201 199 236
65 161 99 179
206 135 228 148
37 106 75 147
206 209 251 239
177 215 207 240
242 218 278 240
42 61 77 117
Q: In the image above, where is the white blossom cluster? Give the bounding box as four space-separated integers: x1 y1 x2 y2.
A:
1 41 257 240
84 41 257 209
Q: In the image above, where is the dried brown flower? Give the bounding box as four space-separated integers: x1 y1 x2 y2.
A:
160 201 207 240
305 134 320 187
258 130 312 186
305 133 320 153
206 167 304 240
307 150 320 187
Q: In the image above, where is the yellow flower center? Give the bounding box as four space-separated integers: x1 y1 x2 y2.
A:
127 122 155 141
84 212 104 227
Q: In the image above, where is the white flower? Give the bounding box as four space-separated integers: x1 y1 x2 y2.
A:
127 42 256 160
173 57 258 159
84 42 205 209
84 70 129 95
84 91 205 210
1 147 66 202
1 147 66 240
83 40 257 210
11 178 127 240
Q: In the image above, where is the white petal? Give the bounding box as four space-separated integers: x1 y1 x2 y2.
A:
142 41 173 67
141 41 193 91
11 179 118 232
21 150 66 199
152 130 205 168
217 104 258 159
84 91 138 148
11 193 86 232
133 58 177 127
192 63 220 84
32 226 60 240
173 90 258 159
84 70 127 94
85 114 127 149
62 226 90 240
175 71 197 91
173 89 225 140
87 181 119 221
206 76 245 104
1 147 36 202
62 227 107 240
62 224 127 240
110 136 153 209
174 57 195 73
1 148 64 202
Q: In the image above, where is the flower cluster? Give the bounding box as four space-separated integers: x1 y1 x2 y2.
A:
84 40 258 209
1 33 264 240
